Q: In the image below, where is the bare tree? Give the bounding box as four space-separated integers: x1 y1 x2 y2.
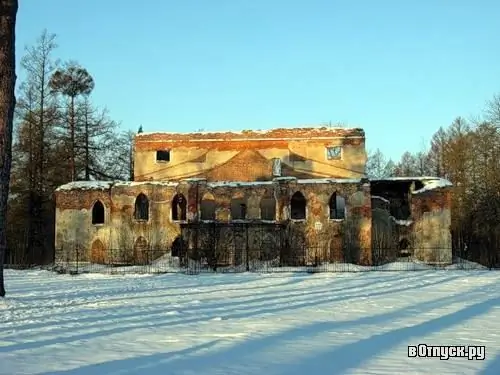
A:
486 94 500 128
101 129 134 181
393 151 418 177
72 97 132 180
75 97 117 180
49 62 94 181
427 126 448 177
12 30 59 263
0 0 18 297
365 148 395 178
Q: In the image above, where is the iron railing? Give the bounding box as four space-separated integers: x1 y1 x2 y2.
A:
7 221 500 274
46 245 500 275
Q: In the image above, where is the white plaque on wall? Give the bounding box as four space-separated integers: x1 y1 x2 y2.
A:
272 158 282 177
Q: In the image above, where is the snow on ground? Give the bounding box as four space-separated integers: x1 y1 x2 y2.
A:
1 269 500 375
54 256 489 274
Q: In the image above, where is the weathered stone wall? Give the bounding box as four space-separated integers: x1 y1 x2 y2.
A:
180 178 372 266
55 187 114 263
54 178 372 266
181 223 284 268
54 178 451 267
411 187 452 264
134 128 367 182
371 207 396 262
369 179 453 265
106 182 182 263
55 182 184 264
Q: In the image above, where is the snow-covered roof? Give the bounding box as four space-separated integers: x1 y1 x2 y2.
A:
370 177 452 194
297 178 363 184
55 179 281 191
371 176 448 183
412 178 453 194
55 180 180 192
371 195 390 204
206 177 364 186
55 176 449 193
55 181 115 191
113 181 179 188
134 126 365 142
207 181 274 188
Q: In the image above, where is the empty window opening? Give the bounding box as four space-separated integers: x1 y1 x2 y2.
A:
92 200 105 225
260 196 276 221
290 191 306 220
231 197 247 220
134 193 149 221
370 181 412 220
172 193 187 221
326 146 342 160
156 150 170 162
200 193 216 220
329 193 346 220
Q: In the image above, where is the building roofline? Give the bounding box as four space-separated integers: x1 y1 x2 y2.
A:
134 126 365 142
55 176 451 194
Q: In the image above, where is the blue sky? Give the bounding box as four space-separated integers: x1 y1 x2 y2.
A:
16 0 500 160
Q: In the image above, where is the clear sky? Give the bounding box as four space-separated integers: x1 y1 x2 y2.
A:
16 0 500 160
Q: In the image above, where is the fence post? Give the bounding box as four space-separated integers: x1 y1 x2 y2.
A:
66 245 70 274
245 223 250 272
75 244 79 274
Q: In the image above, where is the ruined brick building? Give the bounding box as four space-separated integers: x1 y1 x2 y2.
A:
54 127 453 268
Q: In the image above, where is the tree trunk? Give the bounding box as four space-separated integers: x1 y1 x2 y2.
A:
36 74 46 263
27 109 35 264
70 95 75 181
85 104 90 180
129 143 134 181
0 0 18 297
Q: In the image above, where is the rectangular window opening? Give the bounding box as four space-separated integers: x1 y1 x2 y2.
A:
156 150 171 162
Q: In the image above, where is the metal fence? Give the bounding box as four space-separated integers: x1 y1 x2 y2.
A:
45 245 500 275
7 221 499 275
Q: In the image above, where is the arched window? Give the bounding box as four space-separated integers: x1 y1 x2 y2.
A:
91 200 105 225
260 193 276 221
134 193 149 221
290 191 306 220
230 195 247 220
172 193 187 221
329 192 346 220
200 192 216 220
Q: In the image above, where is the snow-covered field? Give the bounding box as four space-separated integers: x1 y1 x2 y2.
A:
1 268 500 375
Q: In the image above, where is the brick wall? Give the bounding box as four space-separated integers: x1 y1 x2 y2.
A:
54 178 372 266
411 187 452 264
133 127 367 181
